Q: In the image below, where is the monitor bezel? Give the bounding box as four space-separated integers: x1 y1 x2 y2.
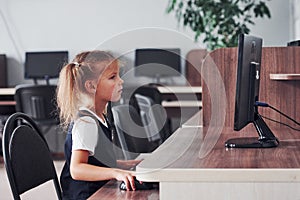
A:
134 48 182 78
25 51 68 80
225 34 279 148
234 34 262 131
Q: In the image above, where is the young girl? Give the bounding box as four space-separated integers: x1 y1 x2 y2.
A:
57 50 140 200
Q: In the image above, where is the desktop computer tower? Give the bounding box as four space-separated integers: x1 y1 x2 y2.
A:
0 54 7 88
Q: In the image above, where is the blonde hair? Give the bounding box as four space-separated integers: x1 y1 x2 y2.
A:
56 50 115 128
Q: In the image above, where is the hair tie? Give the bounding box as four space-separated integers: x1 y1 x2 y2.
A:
71 62 81 79
72 62 81 68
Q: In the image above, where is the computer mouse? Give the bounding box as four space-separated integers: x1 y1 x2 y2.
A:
119 178 156 191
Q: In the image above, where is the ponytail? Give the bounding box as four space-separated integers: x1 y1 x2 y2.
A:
57 63 77 128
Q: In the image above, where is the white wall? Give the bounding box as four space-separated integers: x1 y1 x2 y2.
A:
293 0 300 39
0 0 292 86
249 0 291 46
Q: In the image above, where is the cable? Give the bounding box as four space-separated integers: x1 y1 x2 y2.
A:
260 114 300 132
268 105 300 126
255 101 300 126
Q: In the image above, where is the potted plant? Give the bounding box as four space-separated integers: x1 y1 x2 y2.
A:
167 0 271 50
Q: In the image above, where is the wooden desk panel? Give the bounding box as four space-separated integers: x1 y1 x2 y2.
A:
201 47 300 129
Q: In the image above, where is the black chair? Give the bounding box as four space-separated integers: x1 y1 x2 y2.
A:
134 93 171 144
131 86 171 141
134 94 165 144
111 105 158 160
14 84 59 134
2 112 62 200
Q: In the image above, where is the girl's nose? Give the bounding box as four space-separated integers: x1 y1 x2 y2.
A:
119 77 124 84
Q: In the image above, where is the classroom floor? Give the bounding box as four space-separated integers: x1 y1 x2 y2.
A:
0 157 65 200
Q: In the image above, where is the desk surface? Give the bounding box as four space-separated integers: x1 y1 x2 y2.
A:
0 88 16 108
88 180 159 200
161 100 202 108
88 111 300 199
136 111 300 182
0 88 15 95
156 86 202 94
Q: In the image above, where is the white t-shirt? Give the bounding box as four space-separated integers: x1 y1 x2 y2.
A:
72 108 108 156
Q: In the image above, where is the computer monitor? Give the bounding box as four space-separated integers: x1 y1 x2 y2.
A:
287 40 300 46
0 54 7 87
134 48 181 83
225 34 279 148
25 51 68 84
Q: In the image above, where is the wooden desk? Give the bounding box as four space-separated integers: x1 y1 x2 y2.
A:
161 100 202 119
88 180 159 200
156 86 202 94
122 85 202 131
88 153 159 200
0 88 16 115
157 86 202 123
123 85 201 102
136 111 300 200
0 88 15 95
156 86 202 101
161 100 202 109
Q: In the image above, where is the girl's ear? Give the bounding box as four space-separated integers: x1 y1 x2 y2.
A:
85 80 97 94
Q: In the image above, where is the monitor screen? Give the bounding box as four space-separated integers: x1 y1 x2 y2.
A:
234 34 262 131
225 34 279 148
25 51 68 80
134 48 181 78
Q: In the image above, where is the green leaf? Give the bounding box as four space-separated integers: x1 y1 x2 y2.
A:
166 0 177 13
166 0 272 50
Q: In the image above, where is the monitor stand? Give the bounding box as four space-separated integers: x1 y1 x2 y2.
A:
45 76 50 85
33 76 50 85
154 74 162 85
33 78 38 85
225 113 279 148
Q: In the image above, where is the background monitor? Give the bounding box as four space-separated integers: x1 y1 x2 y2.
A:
25 51 68 82
0 54 7 87
287 40 300 46
134 48 181 81
225 34 279 148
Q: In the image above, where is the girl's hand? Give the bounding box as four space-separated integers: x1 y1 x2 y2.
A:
117 159 143 170
113 169 136 190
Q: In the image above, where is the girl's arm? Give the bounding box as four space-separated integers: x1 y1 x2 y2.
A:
117 159 143 170
70 149 137 190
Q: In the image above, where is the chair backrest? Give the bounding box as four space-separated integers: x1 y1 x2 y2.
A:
134 93 170 142
134 94 163 143
132 85 162 105
111 105 157 160
2 112 62 200
14 84 58 122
